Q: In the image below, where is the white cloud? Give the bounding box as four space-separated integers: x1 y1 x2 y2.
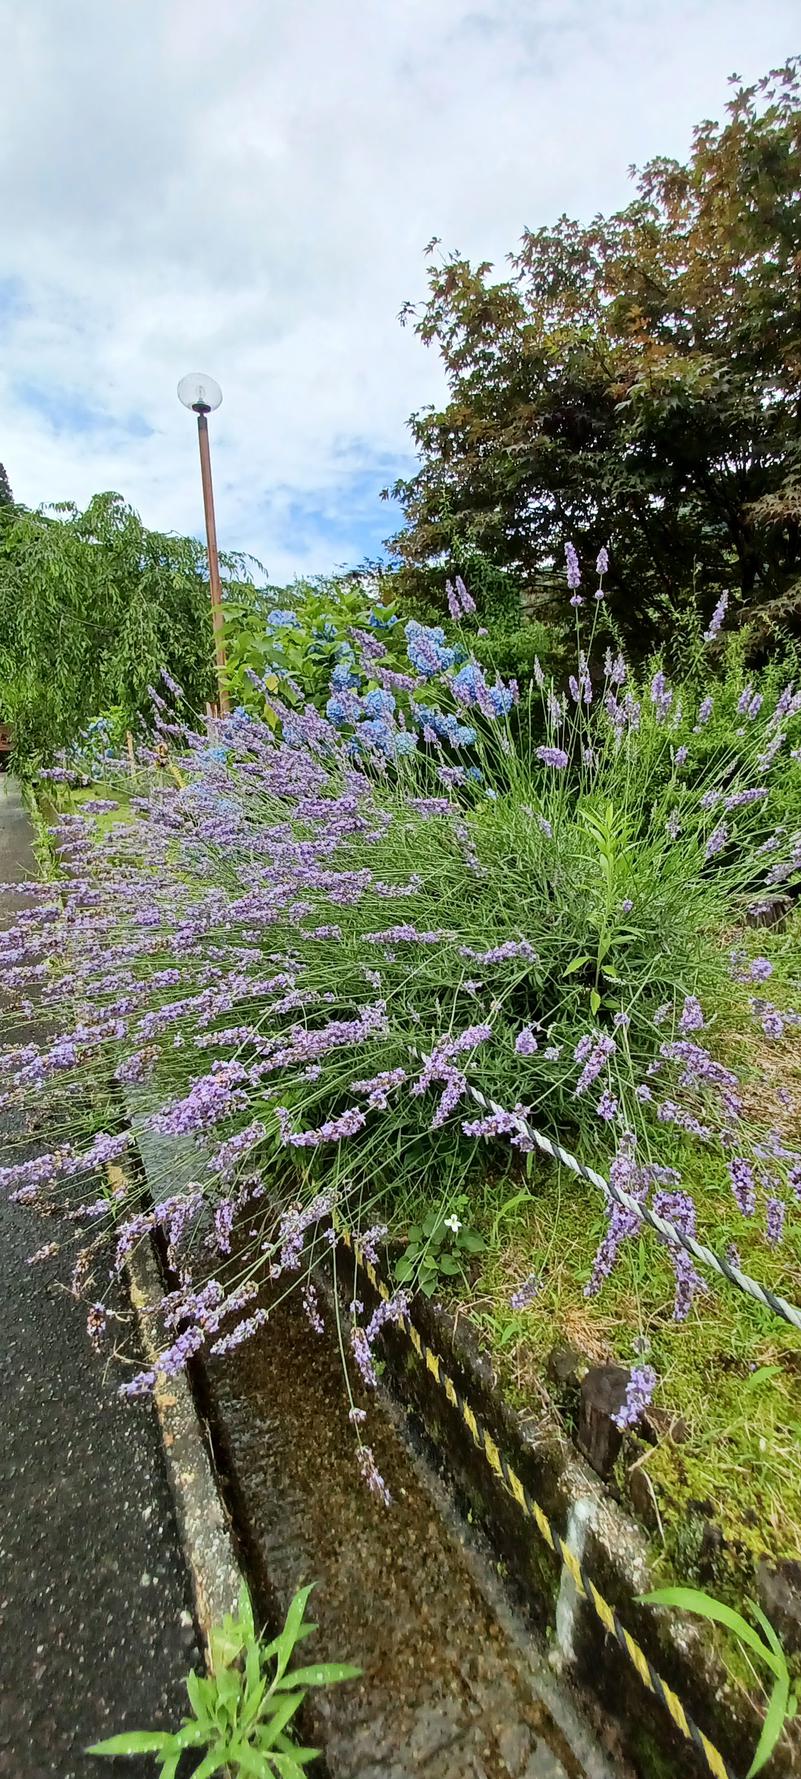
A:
0 0 797 581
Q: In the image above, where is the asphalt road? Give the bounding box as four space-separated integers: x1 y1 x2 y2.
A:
0 778 196 1778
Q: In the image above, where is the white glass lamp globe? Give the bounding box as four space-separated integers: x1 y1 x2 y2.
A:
177 373 222 414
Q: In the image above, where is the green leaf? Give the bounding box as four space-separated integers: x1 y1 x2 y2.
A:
273 1733 319 1762
747 1670 790 1776
459 1231 486 1253
564 955 590 975
258 1690 305 1746
269 1756 307 1779
589 988 601 1016
275 1663 362 1690
226 1747 271 1777
87 1731 173 1756
184 1750 232 1779
238 1582 256 1638
744 1364 783 1393
271 1584 315 1683
186 1670 215 1720
640 1589 780 1677
394 1257 414 1282
240 1674 268 1729
438 1254 460 1275
749 1602 786 1668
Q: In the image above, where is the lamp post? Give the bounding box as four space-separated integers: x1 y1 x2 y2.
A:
177 372 230 716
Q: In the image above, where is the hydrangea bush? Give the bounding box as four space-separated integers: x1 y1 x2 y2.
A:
3 546 801 1491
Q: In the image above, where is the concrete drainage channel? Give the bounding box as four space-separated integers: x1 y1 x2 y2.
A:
129 1119 620 1779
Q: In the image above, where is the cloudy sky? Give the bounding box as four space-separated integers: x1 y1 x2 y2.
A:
0 2 797 584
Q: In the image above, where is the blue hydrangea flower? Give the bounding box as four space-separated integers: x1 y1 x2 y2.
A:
411 705 476 748
405 620 456 678
363 688 396 720
331 662 361 691
453 662 483 704
326 693 361 728
356 718 397 758
266 608 298 629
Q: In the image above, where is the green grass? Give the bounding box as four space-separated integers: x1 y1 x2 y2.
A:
441 913 801 1599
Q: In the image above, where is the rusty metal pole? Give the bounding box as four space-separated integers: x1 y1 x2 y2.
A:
195 411 230 715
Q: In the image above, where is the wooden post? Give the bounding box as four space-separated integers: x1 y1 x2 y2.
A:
196 412 230 716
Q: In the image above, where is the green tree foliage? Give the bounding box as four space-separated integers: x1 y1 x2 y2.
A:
0 463 13 508
387 61 801 651
0 491 258 770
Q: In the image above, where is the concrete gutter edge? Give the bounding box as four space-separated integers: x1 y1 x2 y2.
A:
127 1239 242 1656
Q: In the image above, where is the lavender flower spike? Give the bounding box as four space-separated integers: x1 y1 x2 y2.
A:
703 592 728 642
612 1365 657 1431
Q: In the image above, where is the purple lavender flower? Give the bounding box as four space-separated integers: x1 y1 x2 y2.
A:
760 1007 785 1041
596 1088 618 1121
766 1198 785 1245
612 1365 657 1430
650 671 673 722
303 1283 325 1333
455 574 476 615
565 541 581 593
356 1444 392 1506
703 592 728 642
728 1157 756 1217
210 1308 269 1357
573 1031 616 1097
510 1273 540 1311
653 1190 705 1320
704 823 729 861
536 746 568 770
277 1105 367 1149
679 995 704 1034
596 546 609 577
446 579 461 621
459 940 536 965
514 1028 539 1056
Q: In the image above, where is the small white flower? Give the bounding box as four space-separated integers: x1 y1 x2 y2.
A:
443 1214 462 1234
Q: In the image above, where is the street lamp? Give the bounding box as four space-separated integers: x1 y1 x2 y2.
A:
177 372 230 716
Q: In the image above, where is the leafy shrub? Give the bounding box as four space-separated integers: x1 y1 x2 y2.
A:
223 574 411 717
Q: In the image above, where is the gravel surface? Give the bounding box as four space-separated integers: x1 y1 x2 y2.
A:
0 779 196 1778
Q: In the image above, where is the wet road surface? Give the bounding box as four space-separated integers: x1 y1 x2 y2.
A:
0 778 196 1778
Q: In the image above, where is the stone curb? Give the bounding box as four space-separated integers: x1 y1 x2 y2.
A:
126 1238 242 1657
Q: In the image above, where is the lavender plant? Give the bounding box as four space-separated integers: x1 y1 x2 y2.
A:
2 543 801 1495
